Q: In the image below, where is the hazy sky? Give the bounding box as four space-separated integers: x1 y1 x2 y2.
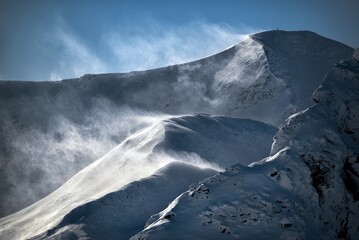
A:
1 0 358 81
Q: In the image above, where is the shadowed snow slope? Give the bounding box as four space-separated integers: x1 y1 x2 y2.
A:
0 30 353 217
156 114 277 166
131 52 359 239
0 114 276 240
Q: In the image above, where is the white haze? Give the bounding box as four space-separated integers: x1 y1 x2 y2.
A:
2 96 225 217
50 20 262 80
2 101 170 214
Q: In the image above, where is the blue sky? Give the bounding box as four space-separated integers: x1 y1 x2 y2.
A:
1 0 358 81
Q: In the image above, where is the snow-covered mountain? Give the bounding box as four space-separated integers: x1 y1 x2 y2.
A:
131 50 359 239
0 114 276 240
0 30 353 218
0 30 357 240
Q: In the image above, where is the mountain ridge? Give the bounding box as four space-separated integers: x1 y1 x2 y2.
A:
0 30 354 218
131 50 359 240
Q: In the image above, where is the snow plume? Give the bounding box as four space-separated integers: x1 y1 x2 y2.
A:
155 151 224 172
214 37 268 87
0 101 169 217
50 19 261 80
105 21 251 71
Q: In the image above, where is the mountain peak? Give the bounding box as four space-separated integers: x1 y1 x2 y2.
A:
251 29 319 38
250 30 350 47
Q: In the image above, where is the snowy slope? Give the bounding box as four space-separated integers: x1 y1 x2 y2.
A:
0 30 353 217
0 114 276 240
33 162 217 240
131 52 359 239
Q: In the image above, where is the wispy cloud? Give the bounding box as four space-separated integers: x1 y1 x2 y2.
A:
50 24 107 80
50 19 262 80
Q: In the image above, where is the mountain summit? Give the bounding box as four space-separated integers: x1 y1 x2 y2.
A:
0 31 356 239
131 40 359 240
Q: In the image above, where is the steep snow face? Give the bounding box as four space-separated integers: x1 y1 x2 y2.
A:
252 30 354 114
0 114 276 240
271 55 359 239
0 30 353 217
211 37 290 125
132 55 359 239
